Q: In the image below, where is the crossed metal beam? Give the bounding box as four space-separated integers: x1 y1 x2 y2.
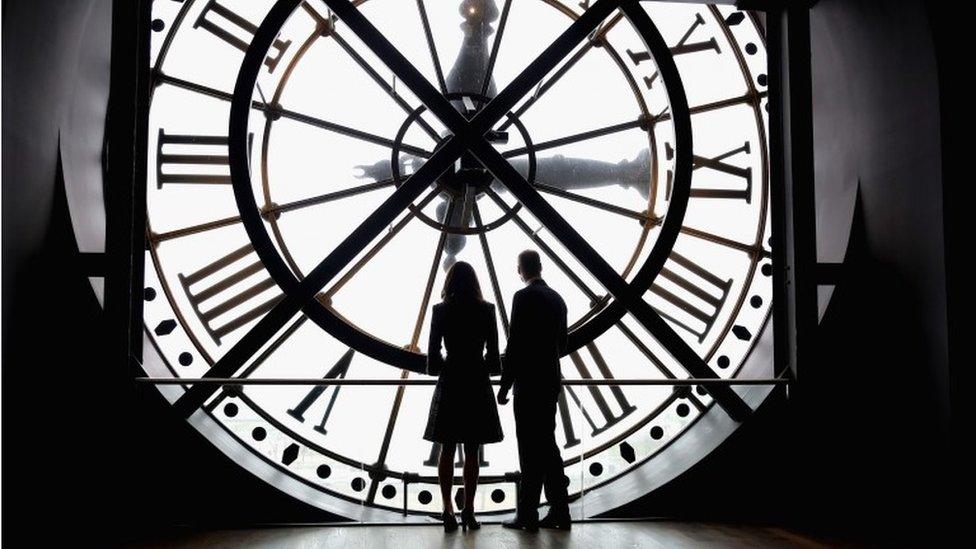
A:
173 0 751 422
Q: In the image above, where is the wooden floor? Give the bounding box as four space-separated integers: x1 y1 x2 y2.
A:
129 520 854 548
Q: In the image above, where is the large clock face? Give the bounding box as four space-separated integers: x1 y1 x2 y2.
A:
142 0 773 519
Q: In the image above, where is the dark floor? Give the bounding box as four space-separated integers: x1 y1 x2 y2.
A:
128 520 859 548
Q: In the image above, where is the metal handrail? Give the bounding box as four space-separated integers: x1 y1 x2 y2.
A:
135 377 788 386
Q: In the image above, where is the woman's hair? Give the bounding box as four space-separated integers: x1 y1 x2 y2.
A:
441 261 483 302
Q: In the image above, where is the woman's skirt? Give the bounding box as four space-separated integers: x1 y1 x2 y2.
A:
423 361 503 444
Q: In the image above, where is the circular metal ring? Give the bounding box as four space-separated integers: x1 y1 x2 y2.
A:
227 0 693 372
389 91 535 235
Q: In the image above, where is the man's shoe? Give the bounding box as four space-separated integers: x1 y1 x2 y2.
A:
538 511 572 530
502 517 539 532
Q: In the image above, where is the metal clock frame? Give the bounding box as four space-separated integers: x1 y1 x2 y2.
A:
105 0 816 521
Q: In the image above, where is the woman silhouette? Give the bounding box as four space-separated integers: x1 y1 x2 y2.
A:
424 261 503 532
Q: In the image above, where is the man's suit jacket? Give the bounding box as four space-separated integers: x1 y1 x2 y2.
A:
501 278 568 396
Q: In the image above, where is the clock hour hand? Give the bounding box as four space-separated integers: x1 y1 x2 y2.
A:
435 190 475 270
411 148 655 269
353 156 472 268
493 148 652 200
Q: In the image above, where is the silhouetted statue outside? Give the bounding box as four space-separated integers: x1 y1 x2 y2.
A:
497 250 571 531
424 261 504 532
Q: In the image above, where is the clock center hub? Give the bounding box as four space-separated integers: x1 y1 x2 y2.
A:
390 92 536 236
436 150 498 197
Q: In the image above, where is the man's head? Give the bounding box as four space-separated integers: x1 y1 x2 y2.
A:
517 250 542 282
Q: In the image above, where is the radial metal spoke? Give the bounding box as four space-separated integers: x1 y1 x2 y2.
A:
152 180 398 245
657 89 769 123
366 369 410 503
637 214 770 259
174 132 466 418
501 116 646 158
618 320 682 380
456 0 753 420
479 0 513 100
415 0 448 95
534 183 654 223
496 11 625 132
409 197 455 348
472 139 752 422
458 184 476 228
330 30 442 142
680 225 771 259
486 192 679 380
266 178 397 217
472 202 510 336
156 73 432 157
322 0 466 131
469 0 620 137
485 188 599 302
277 106 432 158
152 215 243 244
322 0 620 139
179 0 734 421
148 378 785 386
324 187 441 299
203 315 310 413
157 73 246 105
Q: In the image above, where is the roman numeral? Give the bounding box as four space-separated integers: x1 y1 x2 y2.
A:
557 343 637 449
648 251 732 343
178 244 283 344
667 141 753 203
155 129 254 189
556 389 581 448
692 141 753 202
286 349 355 435
194 0 292 72
156 130 229 188
423 443 489 468
626 13 721 89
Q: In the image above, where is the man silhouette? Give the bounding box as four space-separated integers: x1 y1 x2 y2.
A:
497 250 571 531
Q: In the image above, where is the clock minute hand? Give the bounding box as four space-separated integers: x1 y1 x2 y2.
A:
436 0 501 266
446 0 500 104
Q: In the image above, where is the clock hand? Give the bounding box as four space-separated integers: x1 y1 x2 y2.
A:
446 1 652 207
503 149 652 200
364 1 651 267
446 0 500 101
426 1 501 264
440 185 476 269
353 158 419 183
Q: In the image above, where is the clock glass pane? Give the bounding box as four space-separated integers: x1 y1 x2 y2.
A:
142 0 773 519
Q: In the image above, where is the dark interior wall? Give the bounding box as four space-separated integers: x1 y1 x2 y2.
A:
926 0 964 498
795 0 953 543
605 1 956 541
3 3 119 542
2 1 337 545
2 1 95 272
2 0 117 537
1 0 956 544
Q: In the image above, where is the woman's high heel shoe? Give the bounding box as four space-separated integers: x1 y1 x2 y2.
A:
442 512 459 533
460 510 481 531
